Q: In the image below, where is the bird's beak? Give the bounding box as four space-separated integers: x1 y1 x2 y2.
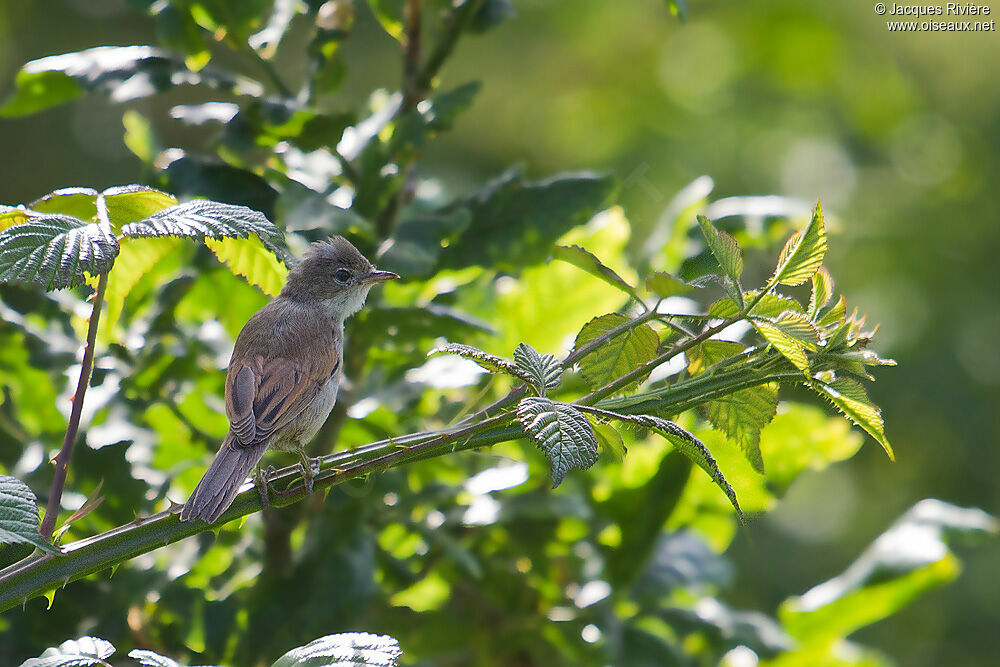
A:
364 269 400 284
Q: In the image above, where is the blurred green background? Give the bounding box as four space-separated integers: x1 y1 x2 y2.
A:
0 0 997 665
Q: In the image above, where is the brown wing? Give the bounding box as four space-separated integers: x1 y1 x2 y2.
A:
224 312 339 447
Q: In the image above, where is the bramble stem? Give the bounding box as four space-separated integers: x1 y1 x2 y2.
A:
39 272 108 540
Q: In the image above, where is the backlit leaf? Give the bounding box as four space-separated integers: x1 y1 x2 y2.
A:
573 313 659 392
809 266 834 319
704 383 779 474
808 377 894 460
709 291 804 319
645 271 695 299
552 245 639 301
205 235 289 296
685 340 746 376
753 319 809 374
601 410 743 522
366 0 405 41
771 202 827 286
697 214 743 281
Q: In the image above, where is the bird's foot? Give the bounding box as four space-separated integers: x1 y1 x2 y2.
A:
254 466 271 510
298 453 320 494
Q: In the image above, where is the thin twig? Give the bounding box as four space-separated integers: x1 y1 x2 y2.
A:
401 0 424 110
40 272 108 539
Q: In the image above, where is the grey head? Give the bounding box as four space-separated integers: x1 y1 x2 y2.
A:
281 236 398 319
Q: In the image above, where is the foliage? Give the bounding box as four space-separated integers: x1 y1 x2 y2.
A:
0 1 991 666
20 632 402 667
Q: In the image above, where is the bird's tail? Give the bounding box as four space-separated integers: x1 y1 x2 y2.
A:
180 433 268 523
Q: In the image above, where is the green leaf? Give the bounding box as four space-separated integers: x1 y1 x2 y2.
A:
808 266 834 320
20 636 114 667
573 313 659 393
120 200 284 249
100 237 183 333
780 500 997 644
29 188 99 221
366 0 405 41
513 343 562 396
709 291 804 319
592 421 627 462
0 214 118 290
817 294 847 329
552 245 639 301
645 271 695 299
808 377 894 461
0 206 33 232
517 397 599 487
122 110 158 163
375 209 471 279
686 345 779 474
602 411 743 522
429 343 524 380
771 202 828 287
762 310 821 349
753 319 809 373
102 186 178 229
440 169 618 272
0 474 60 555
205 236 289 297
392 82 481 154
127 649 182 667
753 311 821 374
271 632 402 667
0 46 262 117
697 214 743 281
685 340 746 376
154 2 211 71
704 383 779 474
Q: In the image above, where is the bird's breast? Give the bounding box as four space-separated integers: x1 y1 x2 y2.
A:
270 374 340 452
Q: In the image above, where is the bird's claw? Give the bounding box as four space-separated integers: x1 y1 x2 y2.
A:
299 454 320 494
254 467 271 510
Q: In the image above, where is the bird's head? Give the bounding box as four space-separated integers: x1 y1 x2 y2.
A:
281 236 398 319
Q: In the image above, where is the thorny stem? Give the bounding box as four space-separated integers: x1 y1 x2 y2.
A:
580 286 774 405
39 272 108 540
455 308 662 426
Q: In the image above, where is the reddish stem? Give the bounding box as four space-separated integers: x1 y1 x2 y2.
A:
39 272 107 539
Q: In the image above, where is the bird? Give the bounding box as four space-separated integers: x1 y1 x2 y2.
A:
180 236 398 522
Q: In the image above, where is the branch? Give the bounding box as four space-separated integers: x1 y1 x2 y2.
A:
0 347 801 612
401 0 424 110
414 0 482 98
0 421 522 613
40 272 107 539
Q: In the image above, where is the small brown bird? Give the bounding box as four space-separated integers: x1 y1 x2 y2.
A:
180 237 398 522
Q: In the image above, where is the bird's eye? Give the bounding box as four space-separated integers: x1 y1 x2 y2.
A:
335 268 351 283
